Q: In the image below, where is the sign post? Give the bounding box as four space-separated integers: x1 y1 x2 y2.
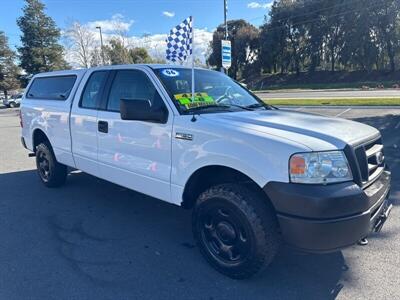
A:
221 40 231 72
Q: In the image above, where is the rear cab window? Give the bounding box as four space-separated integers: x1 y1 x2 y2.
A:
27 75 77 100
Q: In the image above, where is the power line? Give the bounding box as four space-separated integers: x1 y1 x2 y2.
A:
256 1 385 33
248 0 368 23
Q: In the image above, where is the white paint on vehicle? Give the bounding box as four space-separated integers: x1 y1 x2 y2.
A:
20 66 382 206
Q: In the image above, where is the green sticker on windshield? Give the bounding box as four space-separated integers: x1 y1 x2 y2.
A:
175 92 215 108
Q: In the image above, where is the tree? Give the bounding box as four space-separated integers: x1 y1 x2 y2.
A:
340 0 379 71
64 21 95 68
372 0 400 72
207 19 259 79
104 38 153 65
129 47 152 64
0 31 20 99
256 0 400 75
17 0 69 75
90 47 103 67
303 0 325 73
236 24 260 77
104 39 130 65
260 0 308 75
323 0 348 72
259 18 288 74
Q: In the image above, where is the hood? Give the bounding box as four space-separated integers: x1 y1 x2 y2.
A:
200 109 379 151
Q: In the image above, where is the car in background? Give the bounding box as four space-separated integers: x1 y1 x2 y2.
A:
3 94 23 108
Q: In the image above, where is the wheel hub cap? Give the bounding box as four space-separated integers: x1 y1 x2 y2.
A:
216 221 236 243
199 204 251 264
38 152 50 180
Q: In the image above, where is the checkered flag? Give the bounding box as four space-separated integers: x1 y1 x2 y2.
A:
166 16 193 62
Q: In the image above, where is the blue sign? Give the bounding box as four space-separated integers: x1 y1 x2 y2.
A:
221 40 231 69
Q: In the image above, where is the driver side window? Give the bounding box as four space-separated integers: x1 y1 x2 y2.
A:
107 70 162 112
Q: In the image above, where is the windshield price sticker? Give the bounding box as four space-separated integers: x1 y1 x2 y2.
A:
185 102 214 109
162 69 180 77
174 93 215 108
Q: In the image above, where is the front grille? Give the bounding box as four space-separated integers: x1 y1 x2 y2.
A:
354 137 385 186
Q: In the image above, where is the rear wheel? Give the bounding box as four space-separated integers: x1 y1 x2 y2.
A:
35 142 67 187
9 102 16 108
192 184 280 279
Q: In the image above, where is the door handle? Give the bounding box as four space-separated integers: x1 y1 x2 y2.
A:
98 120 108 133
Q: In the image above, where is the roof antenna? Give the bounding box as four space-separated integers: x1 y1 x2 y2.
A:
191 114 197 122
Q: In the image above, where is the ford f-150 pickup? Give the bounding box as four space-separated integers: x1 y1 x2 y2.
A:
20 64 392 279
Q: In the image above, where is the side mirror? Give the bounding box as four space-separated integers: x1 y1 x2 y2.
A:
120 99 168 123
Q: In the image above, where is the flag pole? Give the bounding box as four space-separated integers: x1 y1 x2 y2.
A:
191 16 195 103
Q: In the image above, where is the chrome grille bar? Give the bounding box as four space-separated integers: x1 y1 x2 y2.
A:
354 137 385 187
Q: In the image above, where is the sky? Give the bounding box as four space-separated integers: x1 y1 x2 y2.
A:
0 0 273 65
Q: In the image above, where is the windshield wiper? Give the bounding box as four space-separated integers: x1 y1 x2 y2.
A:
187 103 258 113
245 103 278 110
245 103 263 108
227 104 255 111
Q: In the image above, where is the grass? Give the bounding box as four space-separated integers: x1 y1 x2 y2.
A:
262 97 400 106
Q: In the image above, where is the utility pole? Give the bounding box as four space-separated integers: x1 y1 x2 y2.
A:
222 0 228 73
96 26 105 65
224 0 228 40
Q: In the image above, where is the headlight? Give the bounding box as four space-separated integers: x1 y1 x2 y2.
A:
289 151 352 184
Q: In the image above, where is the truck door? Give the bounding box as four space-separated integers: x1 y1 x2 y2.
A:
70 70 109 176
96 68 173 202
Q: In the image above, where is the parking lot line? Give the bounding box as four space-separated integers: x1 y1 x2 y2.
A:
335 108 352 117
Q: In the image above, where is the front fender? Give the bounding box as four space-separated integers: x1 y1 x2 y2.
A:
171 115 309 189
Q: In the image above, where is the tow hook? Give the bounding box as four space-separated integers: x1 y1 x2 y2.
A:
358 238 368 246
358 203 393 246
374 203 393 233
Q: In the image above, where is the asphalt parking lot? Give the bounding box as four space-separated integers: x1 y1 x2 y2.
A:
0 106 399 300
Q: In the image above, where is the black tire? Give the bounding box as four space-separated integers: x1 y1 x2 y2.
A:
9 102 16 108
35 142 67 187
192 184 281 279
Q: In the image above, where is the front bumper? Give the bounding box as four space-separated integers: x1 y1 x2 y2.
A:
263 170 391 252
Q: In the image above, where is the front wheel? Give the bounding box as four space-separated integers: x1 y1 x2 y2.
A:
9 102 16 108
35 142 67 187
192 184 281 279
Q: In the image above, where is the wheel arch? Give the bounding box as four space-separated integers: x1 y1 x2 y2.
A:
32 128 51 153
181 165 275 211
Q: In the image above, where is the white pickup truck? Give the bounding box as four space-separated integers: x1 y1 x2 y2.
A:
20 65 392 279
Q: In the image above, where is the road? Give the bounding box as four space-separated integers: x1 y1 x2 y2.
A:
255 89 400 99
0 106 399 300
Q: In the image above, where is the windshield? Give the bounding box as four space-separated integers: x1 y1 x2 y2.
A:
154 68 266 114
